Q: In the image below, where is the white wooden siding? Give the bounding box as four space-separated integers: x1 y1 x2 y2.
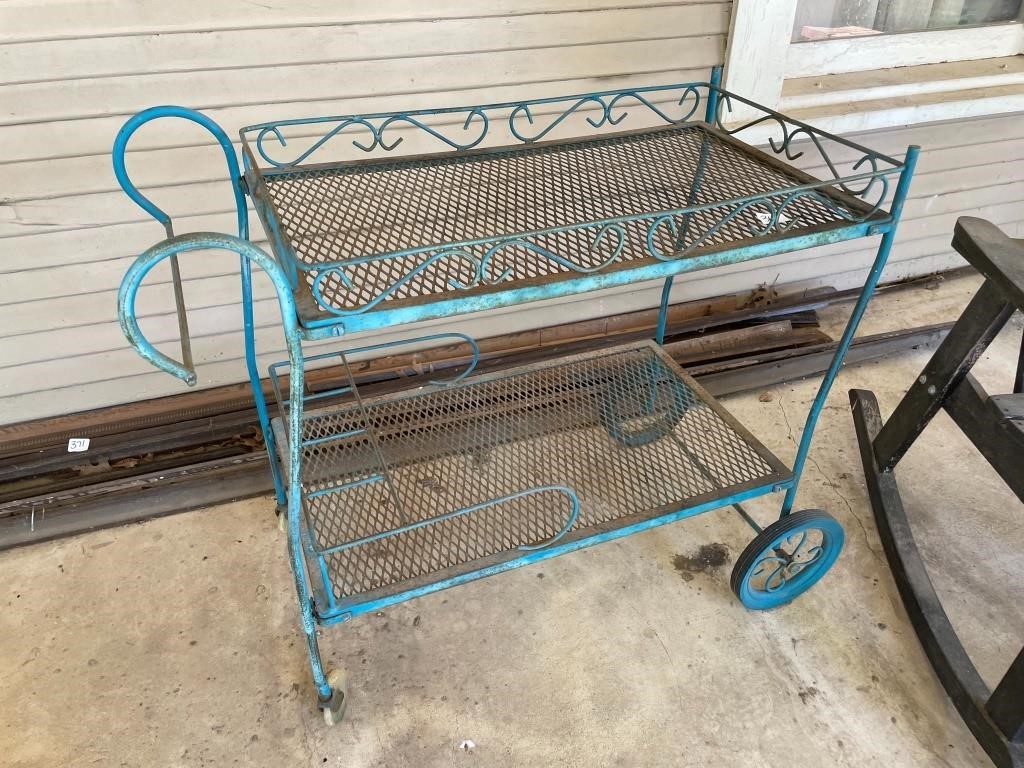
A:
0 0 1021 423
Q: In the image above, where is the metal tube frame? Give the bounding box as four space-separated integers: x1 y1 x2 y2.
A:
780 144 920 515
112 67 919 710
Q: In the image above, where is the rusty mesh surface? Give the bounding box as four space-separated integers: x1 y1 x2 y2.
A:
258 124 862 314
272 343 788 606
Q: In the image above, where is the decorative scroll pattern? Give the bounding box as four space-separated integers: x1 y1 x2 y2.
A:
749 530 824 594
311 224 626 316
244 84 704 169
644 184 889 262
299 184 887 317
709 91 896 213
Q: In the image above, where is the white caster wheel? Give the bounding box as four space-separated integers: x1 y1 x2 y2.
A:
320 669 348 726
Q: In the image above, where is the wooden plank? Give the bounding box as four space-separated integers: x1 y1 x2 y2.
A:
0 454 274 550
782 57 1024 111
787 24 1024 78
697 323 953 396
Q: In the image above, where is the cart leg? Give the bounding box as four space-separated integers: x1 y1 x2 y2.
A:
241 260 288 508
780 146 920 516
240 259 288 509
282 335 348 723
655 277 674 345
656 128 714 345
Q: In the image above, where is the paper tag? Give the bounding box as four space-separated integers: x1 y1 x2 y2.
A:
67 438 90 453
754 211 791 227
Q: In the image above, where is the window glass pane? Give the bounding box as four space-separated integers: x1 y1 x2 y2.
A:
792 0 1023 42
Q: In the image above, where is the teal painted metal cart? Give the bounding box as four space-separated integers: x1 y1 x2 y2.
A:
113 67 918 724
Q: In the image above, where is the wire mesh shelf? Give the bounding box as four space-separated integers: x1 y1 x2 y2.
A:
245 119 896 328
271 341 790 617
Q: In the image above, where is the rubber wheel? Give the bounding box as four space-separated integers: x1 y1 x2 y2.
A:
320 669 348 726
731 509 844 610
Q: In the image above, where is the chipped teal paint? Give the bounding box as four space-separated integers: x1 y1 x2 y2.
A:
297 222 878 338
317 479 788 625
113 70 919 712
114 107 288 508
117 232 332 699
780 145 920 517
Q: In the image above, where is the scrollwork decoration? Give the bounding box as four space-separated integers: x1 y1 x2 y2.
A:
246 83 708 168
711 92 898 207
310 223 627 316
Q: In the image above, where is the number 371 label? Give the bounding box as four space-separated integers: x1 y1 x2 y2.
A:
67 438 91 452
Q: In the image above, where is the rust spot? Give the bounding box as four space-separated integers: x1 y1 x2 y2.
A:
672 543 730 582
798 686 820 704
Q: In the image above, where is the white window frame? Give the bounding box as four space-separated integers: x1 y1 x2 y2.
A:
724 0 1024 134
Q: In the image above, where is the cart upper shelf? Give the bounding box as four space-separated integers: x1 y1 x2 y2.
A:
239 84 904 335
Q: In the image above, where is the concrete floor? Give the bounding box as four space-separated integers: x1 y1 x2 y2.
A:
2 272 1022 768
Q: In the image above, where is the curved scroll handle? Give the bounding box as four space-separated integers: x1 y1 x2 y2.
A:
113 107 248 374
118 233 298 386
113 105 246 238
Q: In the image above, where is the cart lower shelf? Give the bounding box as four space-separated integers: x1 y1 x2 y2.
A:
272 341 791 620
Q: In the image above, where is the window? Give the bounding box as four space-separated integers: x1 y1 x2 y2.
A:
724 0 1024 134
792 0 1023 41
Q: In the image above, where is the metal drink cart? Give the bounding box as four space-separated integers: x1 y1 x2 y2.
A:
113 67 918 724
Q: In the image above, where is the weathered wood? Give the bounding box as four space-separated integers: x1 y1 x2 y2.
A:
697 323 951 396
850 386 1024 768
872 279 1015 471
944 375 1024 500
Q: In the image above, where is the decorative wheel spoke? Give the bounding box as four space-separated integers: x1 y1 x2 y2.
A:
764 563 788 592
731 510 845 610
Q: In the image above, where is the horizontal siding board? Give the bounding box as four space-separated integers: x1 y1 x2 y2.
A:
3 37 723 126
0 0 705 42
2 69 711 163
0 5 729 85
781 116 1024 178
0 211 249 274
